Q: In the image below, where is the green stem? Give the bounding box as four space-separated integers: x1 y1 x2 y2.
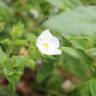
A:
8 84 15 96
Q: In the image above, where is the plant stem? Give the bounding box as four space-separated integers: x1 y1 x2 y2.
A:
8 84 15 96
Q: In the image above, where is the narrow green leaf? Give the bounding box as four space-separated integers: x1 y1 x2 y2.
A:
0 47 7 65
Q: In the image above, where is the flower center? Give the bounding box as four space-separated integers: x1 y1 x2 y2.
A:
43 43 49 48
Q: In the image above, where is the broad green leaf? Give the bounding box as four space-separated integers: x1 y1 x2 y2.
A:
45 6 96 40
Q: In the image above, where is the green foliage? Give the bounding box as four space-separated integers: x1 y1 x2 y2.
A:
0 1 13 22
46 0 82 10
37 58 54 83
0 47 7 65
45 6 96 41
81 0 96 5
1 0 96 96
10 22 24 39
3 56 25 86
46 75 64 96
60 47 92 79
44 1 96 95
80 78 96 96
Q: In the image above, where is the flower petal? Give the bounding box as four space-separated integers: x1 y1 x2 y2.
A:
49 36 60 48
38 29 53 40
36 29 53 50
47 49 62 55
36 37 47 50
41 48 62 55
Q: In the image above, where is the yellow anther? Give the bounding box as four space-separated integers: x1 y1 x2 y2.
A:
43 43 49 48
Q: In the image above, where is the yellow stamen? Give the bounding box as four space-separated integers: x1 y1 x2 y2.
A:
43 43 49 48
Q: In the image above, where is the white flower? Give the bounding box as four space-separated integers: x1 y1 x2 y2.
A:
36 29 62 55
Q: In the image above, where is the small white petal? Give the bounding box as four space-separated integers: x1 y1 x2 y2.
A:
36 37 45 49
38 29 53 40
41 48 62 55
47 49 62 55
36 38 48 49
36 29 52 50
38 47 47 54
49 36 60 48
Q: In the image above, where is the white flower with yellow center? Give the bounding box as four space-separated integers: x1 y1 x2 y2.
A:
36 29 62 55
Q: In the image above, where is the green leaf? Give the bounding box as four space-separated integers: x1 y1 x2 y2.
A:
80 78 96 96
46 75 63 93
26 59 36 69
81 0 96 5
46 0 65 9
0 47 7 65
46 0 82 9
3 56 25 86
10 22 24 39
61 47 80 59
68 36 94 50
86 48 96 60
61 47 92 79
0 1 13 21
37 60 54 83
15 40 27 46
45 6 96 41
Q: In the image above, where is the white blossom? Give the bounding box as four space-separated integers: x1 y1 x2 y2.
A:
36 29 62 55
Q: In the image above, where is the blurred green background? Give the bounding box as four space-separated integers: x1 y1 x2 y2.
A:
0 0 96 96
